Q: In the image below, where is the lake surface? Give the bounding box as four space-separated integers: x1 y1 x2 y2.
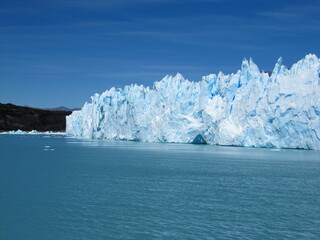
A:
0 135 319 240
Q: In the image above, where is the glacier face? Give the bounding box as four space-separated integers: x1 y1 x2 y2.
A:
66 54 320 150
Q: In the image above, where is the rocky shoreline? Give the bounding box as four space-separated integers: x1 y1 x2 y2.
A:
0 103 72 132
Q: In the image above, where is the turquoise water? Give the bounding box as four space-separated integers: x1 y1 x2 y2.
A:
0 135 319 240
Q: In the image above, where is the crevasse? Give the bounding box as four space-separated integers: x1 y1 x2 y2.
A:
66 54 320 150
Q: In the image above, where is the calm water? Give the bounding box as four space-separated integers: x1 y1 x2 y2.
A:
0 135 319 240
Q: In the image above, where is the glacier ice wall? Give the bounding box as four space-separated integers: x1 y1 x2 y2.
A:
67 54 320 150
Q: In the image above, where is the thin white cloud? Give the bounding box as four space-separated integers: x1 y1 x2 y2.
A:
257 11 297 19
25 0 224 11
257 3 320 20
90 72 165 78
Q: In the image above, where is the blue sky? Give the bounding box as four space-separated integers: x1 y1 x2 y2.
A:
0 0 319 108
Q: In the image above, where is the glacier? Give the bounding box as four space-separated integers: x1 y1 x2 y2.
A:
66 54 320 150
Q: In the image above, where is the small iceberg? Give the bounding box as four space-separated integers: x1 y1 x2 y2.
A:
43 145 55 151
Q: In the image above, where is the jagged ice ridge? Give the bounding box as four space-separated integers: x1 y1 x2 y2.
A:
67 54 320 150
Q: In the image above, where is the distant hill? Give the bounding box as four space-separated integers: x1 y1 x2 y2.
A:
0 103 72 132
23 105 81 112
42 106 81 112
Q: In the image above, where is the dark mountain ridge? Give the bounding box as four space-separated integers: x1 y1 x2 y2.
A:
0 103 72 132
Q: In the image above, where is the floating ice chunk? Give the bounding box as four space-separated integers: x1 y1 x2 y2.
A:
0 130 66 135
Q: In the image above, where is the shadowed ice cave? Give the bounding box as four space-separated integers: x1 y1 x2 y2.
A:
192 134 207 144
